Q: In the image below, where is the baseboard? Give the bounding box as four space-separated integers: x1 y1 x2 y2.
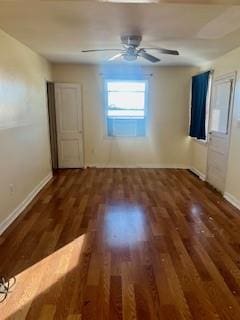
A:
189 167 206 181
87 164 189 169
224 192 240 211
190 169 240 211
0 172 53 236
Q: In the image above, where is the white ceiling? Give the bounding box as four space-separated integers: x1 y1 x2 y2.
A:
0 1 240 66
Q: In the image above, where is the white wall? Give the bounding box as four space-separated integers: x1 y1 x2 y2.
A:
52 63 196 168
0 29 52 229
191 46 240 204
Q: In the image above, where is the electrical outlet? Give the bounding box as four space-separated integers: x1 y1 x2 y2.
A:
9 184 15 195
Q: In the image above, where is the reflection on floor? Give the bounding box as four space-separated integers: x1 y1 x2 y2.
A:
104 204 146 247
1 168 240 319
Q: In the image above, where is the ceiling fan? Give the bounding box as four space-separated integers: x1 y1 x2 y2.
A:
81 35 179 63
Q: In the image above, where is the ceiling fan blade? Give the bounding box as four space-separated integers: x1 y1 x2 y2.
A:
108 53 123 61
138 50 160 63
81 49 121 53
143 48 179 56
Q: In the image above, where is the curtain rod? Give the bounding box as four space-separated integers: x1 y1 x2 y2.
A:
194 69 214 76
99 73 153 77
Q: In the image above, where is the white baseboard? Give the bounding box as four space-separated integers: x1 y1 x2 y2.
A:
189 168 240 212
87 163 189 169
0 172 53 236
189 167 206 181
224 192 240 211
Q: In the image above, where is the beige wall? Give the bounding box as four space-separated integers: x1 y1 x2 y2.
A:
52 64 195 168
0 29 52 227
191 46 240 201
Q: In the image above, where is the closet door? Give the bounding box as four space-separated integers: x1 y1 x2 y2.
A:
55 83 84 168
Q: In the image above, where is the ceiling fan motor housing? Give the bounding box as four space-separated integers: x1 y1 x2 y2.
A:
121 35 142 47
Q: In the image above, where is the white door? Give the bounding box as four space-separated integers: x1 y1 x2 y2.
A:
55 83 84 168
207 73 236 193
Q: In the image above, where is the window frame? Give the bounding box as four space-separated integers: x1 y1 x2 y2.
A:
103 78 149 138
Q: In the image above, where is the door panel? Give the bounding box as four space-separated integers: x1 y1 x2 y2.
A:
55 84 84 168
207 73 235 193
60 139 83 168
59 87 82 133
207 167 225 192
210 80 232 134
209 134 228 154
208 151 225 172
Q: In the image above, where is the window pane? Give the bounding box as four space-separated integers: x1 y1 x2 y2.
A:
108 81 145 92
107 118 146 137
108 92 145 110
210 80 232 133
105 80 147 137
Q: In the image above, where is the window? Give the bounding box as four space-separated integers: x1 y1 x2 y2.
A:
104 80 148 137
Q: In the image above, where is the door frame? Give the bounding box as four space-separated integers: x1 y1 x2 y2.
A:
46 81 59 170
55 82 85 168
206 71 237 193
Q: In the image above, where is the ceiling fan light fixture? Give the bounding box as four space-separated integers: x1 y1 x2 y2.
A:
123 54 138 61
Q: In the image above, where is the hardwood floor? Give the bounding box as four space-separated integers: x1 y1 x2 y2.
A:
1 168 240 319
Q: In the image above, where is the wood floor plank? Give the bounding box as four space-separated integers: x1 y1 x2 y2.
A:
1 168 240 319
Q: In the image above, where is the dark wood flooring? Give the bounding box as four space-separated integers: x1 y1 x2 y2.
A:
1 168 240 319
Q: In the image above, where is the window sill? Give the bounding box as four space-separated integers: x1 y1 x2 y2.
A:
103 135 147 140
191 137 208 145
107 117 145 120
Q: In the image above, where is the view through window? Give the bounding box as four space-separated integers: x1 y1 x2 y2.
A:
105 80 147 137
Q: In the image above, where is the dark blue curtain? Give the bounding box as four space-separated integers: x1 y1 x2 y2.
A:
189 71 210 140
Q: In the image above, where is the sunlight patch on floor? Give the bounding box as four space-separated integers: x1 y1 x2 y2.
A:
0 234 86 319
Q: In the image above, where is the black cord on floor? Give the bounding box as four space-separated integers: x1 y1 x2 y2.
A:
0 277 16 303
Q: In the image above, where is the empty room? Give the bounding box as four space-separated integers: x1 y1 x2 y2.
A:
1 0 240 319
